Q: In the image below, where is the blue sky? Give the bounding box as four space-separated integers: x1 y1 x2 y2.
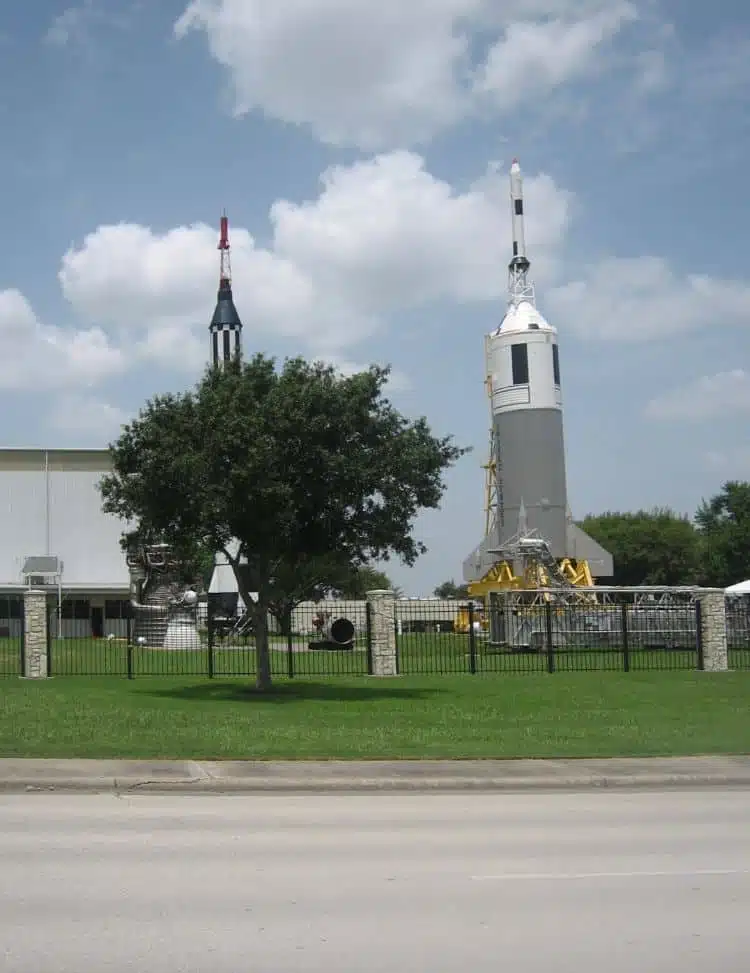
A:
1 0 749 595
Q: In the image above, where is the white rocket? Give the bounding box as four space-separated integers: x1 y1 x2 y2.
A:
462 158 613 583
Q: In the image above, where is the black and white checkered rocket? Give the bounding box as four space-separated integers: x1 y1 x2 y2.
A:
209 214 243 367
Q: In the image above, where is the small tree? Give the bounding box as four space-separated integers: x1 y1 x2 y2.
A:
433 579 469 599
695 481 750 587
577 508 701 586
331 565 395 599
100 354 468 689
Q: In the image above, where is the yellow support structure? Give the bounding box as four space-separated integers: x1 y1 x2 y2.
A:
468 558 594 598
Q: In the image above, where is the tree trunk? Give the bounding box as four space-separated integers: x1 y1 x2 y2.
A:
233 556 273 692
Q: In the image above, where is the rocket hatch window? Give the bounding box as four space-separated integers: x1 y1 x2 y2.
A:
552 344 560 385
511 344 529 385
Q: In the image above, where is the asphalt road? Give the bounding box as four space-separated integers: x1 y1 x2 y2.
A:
2 790 749 972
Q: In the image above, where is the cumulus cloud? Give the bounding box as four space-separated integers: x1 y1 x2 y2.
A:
174 0 639 149
0 288 124 391
547 256 750 342
474 3 636 108
59 151 572 364
645 370 750 421
271 151 570 313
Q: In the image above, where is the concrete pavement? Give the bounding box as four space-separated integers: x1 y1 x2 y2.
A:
2 789 749 971
1 755 750 793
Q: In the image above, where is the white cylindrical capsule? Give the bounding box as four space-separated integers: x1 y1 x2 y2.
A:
485 300 568 557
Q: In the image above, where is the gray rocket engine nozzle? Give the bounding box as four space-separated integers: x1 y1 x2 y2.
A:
125 542 198 616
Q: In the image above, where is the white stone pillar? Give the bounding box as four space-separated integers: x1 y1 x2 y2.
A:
699 591 728 672
366 589 398 677
23 589 49 678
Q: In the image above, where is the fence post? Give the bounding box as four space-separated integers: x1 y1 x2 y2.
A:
206 600 215 678
365 589 398 676
697 591 728 671
544 601 555 673
22 589 49 679
19 598 25 675
365 601 373 675
621 602 630 672
286 628 295 679
468 602 477 674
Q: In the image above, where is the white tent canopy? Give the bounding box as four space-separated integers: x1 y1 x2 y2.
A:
725 579 750 594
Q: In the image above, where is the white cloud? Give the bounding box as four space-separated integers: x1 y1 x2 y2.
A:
271 151 570 314
44 2 94 47
474 4 636 108
58 221 317 364
646 370 750 421
48 394 130 439
59 151 572 362
0 289 124 391
174 0 639 149
548 256 750 342
316 355 413 393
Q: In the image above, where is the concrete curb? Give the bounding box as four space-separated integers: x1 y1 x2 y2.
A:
1 756 749 795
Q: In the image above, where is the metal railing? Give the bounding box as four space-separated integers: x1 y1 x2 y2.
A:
1 590 748 678
0 596 23 676
726 596 750 670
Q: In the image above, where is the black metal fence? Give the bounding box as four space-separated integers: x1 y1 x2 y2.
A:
34 598 374 678
0 595 23 676
2 590 749 678
726 595 750 670
395 591 717 674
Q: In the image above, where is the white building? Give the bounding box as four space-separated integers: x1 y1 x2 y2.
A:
0 448 131 638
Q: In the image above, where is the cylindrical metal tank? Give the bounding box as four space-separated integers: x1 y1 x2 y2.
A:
486 300 568 558
323 617 355 646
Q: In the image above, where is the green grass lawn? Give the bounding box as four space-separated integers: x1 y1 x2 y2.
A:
1 670 748 759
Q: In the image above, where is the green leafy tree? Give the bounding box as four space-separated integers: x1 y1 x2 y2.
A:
695 481 750 587
99 354 467 689
331 565 395 599
577 508 701 586
433 580 469 599
266 559 402 637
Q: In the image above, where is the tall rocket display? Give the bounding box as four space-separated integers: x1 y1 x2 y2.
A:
463 159 612 585
209 213 243 367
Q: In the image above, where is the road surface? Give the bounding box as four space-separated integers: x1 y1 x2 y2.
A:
2 789 749 971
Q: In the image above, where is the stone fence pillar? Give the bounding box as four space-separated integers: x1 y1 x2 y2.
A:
366 589 398 677
23 589 49 678
699 591 728 672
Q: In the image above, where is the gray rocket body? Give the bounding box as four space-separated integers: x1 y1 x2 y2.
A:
462 159 613 584
493 407 568 556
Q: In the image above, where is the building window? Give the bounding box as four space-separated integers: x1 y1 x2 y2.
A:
105 599 133 619
552 344 560 385
0 597 22 620
60 599 90 620
511 344 529 385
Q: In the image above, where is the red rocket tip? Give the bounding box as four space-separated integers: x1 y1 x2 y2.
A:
511 157 519 164
218 213 229 251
